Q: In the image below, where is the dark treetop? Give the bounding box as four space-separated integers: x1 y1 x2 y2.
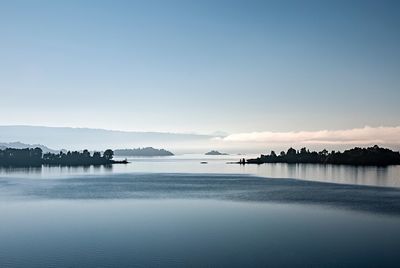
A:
244 145 400 166
0 148 126 167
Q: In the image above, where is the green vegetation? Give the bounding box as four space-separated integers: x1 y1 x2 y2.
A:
0 148 43 166
0 148 127 167
245 145 400 166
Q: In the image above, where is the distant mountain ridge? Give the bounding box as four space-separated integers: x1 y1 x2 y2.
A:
114 147 174 157
0 142 59 153
0 125 216 153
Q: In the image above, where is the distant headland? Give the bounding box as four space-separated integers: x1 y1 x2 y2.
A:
205 150 228 156
114 147 174 157
241 145 400 166
0 141 59 154
0 148 127 167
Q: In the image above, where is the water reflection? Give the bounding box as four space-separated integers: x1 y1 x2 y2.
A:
252 163 398 188
0 155 399 188
0 166 42 175
0 164 113 179
1 160 399 268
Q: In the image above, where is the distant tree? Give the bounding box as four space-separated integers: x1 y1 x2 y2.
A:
0 147 42 166
0 148 126 167
32 147 43 158
246 145 400 166
82 149 90 158
280 151 286 157
319 149 328 156
103 149 114 160
270 150 277 157
287 147 296 155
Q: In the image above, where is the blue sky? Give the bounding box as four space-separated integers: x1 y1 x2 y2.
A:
1 0 399 134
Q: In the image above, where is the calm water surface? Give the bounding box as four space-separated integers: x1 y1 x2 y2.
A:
1 155 400 267
1 154 399 187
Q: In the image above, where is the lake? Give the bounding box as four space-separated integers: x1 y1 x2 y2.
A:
1 155 400 267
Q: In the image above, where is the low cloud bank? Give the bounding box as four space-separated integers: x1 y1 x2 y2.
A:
220 126 400 146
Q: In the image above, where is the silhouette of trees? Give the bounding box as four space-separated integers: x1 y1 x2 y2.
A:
319 149 328 157
103 149 114 160
92 152 101 159
0 147 43 166
246 145 400 166
287 147 296 155
43 149 115 166
0 148 119 166
82 149 90 158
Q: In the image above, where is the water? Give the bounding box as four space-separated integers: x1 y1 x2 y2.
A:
1 199 400 267
1 155 400 267
1 154 399 187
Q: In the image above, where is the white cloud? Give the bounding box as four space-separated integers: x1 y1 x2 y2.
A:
220 126 400 145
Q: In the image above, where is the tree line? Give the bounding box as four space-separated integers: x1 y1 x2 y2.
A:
0 148 43 166
0 148 118 167
245 145 400 166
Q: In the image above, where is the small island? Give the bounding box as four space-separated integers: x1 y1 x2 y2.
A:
205 150 228 156
0 148 127 167
114 147 174 157
242 145 400 166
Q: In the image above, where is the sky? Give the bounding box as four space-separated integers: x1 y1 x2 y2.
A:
1 0 399 140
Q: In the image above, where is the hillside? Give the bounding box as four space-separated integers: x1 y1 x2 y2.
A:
114 147 174 157
0 142 59 153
